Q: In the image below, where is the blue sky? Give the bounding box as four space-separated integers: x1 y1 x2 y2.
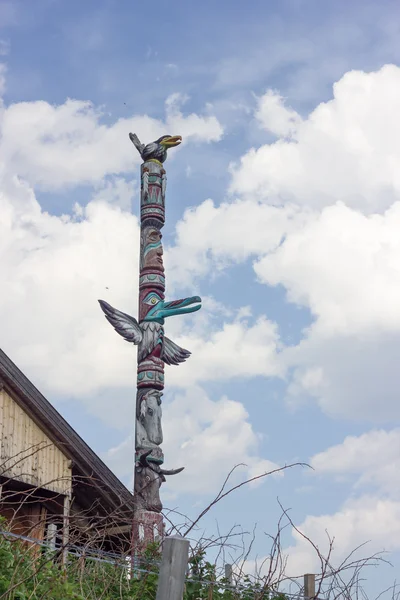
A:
1 0 400 595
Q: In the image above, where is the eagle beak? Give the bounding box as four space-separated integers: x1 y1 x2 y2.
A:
160 135 182 148
160 296 201 319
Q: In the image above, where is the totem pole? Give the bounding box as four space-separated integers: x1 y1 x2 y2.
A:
98 133 201 550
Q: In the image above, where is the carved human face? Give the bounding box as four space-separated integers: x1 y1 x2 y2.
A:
141 227 164 271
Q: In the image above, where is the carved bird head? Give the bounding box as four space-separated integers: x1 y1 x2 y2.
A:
142 291 201 324
141 135 182 163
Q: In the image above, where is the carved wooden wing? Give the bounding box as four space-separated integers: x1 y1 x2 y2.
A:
162 336 191 365
98 300 143 344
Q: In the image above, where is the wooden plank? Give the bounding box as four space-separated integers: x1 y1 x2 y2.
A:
103 524 132 536
156 536 189 600
304 573 316 599
14 400 21 477
2 391 10 477
0 390 72 495
62 494 70 566
0 389 5 467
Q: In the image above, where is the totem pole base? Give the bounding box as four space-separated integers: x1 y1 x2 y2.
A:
132 510 164 555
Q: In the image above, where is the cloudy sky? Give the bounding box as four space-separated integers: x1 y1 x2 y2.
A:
1 0 400 593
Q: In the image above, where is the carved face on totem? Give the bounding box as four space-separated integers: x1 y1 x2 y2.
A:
137 390 163 447
141 227 164 272
134 463 164 513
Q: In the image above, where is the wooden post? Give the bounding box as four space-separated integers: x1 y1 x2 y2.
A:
62 494 70 566
156 535 189 600
304 573 315 599
46 522 57 551
224 563 233 585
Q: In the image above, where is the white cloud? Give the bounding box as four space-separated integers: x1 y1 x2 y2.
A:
3 57 400 487
251 199 400 420
169 199 400 419
0 171 282 418
0 68 234 412
243 425 400 582
243 495 400 583
276 429 400 579
286 332 400 421
105 386 281 497
7 63 400 427
91 176 136 211
230 65 400 214
164 93 223 143
167 313 283 387
162 65 400 422
166 198 302 289
255 90 302 138
255 201 400 337
284 496 400 576
311 429 400 496
2 40 400 589
0 80 223 190
0 172 140 398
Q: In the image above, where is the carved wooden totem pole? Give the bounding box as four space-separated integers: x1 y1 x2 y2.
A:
98 133 201 551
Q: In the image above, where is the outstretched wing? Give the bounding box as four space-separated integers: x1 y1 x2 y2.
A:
129 132 145 155
98 299 142 344
162 336 191 365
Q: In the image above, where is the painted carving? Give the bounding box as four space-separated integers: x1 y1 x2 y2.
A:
136 389 163 449
139 160 167 226
98 133 200 524
140 227 164 272
134 466 163 513
129 133 182 164
134 451 183 513
98 296 200 366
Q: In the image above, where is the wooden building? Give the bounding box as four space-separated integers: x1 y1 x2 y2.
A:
0 349 135 557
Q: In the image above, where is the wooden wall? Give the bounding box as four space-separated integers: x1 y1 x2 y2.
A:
0 501 47 547
0 388 72 496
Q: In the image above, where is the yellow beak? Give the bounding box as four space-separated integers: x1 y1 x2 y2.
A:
160 135 182 148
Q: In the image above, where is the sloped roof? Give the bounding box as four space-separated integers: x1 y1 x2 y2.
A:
0 348 135 517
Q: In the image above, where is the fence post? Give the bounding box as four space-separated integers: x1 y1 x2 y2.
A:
156 535 190 600
61 494 71 567
304 573 315 599
224 563 233 585
46 522 57 551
